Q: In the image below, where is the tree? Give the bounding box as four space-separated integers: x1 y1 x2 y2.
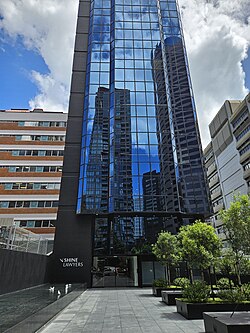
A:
220 194 250 284
178 220 222 283
152 231 179 285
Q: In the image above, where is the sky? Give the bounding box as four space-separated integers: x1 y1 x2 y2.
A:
0 0 250 148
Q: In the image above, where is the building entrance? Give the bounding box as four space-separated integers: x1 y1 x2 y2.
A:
92 256 138 287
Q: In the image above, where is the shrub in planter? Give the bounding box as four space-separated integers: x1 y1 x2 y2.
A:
217 287 244 303
152 278 169 288
241 283 250 301
182 281 210 303
173 277 190 289
217 277 234 290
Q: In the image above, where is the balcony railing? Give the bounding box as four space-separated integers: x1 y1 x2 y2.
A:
0 225 49 255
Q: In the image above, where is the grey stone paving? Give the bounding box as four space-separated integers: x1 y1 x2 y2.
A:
39 289 205 333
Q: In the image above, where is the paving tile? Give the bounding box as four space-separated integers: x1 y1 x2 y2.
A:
39 289 205 333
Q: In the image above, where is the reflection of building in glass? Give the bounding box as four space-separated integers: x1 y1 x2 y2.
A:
86 87 134 253
133 197 144 239
52 0 211 287
152 36 211 231
142 170 163 242
85 87 109 212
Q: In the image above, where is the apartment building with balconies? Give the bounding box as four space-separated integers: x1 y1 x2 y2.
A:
204 95 250 235
0 108 67 246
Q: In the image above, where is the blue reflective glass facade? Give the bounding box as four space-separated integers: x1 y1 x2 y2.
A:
77 0 211 254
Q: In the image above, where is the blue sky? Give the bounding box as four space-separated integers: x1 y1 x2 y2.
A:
0 37 48 110
243 49 250 90
0 0 250 147
1 36 250 110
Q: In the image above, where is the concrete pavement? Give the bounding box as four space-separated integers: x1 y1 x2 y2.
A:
38 288 205 333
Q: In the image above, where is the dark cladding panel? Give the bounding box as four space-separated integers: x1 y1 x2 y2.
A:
51 0 92 286
71 72 86 94
65 117 83 143
59 176 80 207
78 1 90 17
73 51 87 72
68 93 84 117
50 212 93 285
76 17 90 33
75 34 89 52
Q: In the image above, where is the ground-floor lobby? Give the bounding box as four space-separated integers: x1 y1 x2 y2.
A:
39 288 205 333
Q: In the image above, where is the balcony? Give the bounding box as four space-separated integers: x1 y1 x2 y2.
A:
240 150 250 164
211 188 222 201
207 163 217 177
209 174 219 188
213 202 224 214
236 130 250 150
243 168 250 180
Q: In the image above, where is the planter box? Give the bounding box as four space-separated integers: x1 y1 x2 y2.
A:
152 286 181 297
162 291 183 305
203 312 250 333
176 299 250 320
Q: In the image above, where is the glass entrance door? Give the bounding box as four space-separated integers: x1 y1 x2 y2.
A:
92 256 138 287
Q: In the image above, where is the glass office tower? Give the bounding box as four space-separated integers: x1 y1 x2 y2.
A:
52 0 211 287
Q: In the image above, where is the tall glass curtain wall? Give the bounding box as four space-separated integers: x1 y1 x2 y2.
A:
77 0 210 255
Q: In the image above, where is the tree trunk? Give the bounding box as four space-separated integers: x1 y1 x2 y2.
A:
201 270 205 281
190 268 194 284
235 261 242 285
213 266 217 286
208 267 215 300
166 263 171 285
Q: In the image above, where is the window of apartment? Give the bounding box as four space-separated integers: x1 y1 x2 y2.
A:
0 201 58 208
27 221 35 227
2 182 60 190
232 110 248 129
16 219 56 228
14 135 65 142
7 166 62 173
11 149 64 157
17 120 66 127
236 124 250 141
239 143 250 156
244 162 250 170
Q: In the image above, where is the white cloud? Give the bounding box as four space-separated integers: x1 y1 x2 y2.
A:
179 0 250 146
0 0 78 111
0 0 250 147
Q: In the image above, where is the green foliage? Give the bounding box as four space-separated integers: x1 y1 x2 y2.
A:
152 231 179 266
178 221 222 270
152 231 179 284
217 288 244 303
173 277 190 288
182 281 210 303
241 283 250 301
131 242 152 255
220 194 250 256
214 250 236 276
217 278 234 290
240 257 250 275
152 278 169 288
219 195 250 284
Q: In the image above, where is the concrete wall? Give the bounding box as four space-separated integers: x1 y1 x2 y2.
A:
216 140 247 209
0 249 48 295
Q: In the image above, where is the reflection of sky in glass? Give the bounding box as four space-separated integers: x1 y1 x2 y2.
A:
77 0 210 221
